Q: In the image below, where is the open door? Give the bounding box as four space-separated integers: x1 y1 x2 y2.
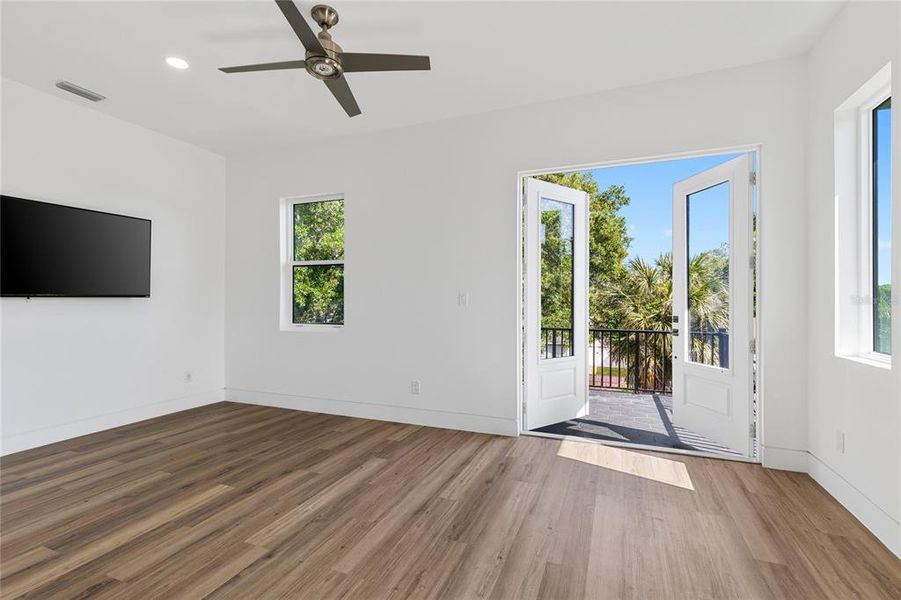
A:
524 177 588 430
672 154 754 456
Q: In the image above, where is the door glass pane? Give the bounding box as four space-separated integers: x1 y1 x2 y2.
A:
293 265 344 324
540 198 574 359
686 182 730 368
294 200 344 261
873 97 891 355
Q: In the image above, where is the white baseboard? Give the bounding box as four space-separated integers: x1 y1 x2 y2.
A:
225 388 519 437
807 452 901 558
761 445 808 471
762 445 899 558
1 388 225 456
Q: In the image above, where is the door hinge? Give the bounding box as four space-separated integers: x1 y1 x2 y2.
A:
749 338 757 353
749 171 758 185
749 255 757 269
749 421 757 438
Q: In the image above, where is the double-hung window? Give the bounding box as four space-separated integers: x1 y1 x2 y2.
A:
281 195 344 329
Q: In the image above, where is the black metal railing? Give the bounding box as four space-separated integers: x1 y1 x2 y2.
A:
688 329 729 368
589 328 672 393
540 327 574 359
540 327 729 394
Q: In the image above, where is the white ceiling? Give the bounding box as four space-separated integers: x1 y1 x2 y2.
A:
2 1 844 157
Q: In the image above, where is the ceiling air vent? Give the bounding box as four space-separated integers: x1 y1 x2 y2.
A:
55 80 106 102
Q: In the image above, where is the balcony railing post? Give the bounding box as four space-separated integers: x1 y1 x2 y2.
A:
718 328 729 368
633 332 640 392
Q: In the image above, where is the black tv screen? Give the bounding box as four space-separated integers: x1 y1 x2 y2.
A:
1 195 151 297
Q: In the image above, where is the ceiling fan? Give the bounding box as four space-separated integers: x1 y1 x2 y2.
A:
219 0 431 117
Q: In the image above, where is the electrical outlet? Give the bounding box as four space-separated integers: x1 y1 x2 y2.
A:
835 430 845 454
411 380 421 395
458 292 470 307
184 371 193 384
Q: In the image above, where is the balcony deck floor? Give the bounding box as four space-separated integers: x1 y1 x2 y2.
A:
534 390 742 457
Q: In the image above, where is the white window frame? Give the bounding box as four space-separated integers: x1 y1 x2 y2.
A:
834 63 891 367
858 87 891 362
279 193 345 332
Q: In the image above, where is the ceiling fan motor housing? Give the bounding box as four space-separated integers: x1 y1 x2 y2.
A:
306 32 343 79
305 5 343 80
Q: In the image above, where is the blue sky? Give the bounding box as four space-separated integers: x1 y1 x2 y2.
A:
587 153 741 263
875 101 892 286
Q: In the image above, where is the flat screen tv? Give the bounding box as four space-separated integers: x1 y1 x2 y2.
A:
1 195 151 297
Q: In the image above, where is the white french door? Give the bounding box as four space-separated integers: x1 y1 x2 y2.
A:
524 178 588 430
672 154 754 456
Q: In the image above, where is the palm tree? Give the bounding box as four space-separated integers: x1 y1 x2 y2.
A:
601 255 670 390
601 250 729 390
685 248 729 366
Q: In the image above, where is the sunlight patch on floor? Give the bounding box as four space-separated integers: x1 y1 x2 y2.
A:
556 439 695 490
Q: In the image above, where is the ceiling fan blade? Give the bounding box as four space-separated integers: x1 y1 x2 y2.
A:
323 76 361 117
219 60 307 73
341 53 431 73
274 0 325 55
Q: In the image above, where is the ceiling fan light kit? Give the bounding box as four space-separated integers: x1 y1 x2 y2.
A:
219 1 431 117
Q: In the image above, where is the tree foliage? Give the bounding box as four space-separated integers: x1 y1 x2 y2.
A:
875 283 892 354
536 172 631 328
292 201 345 324
294 201 344 261
539 206 573 329
293 265 344 324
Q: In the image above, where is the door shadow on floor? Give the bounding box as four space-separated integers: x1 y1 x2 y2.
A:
534 392 739 455
535 417 700 451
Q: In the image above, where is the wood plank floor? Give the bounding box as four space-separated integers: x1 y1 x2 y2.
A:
1 402 899 599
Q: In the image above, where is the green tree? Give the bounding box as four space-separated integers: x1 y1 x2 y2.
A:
536 172 632 328
603 254 671 389
875 283 892 354
539 206 573 330
687 245 729 330
293 201 345 324
294 201 344 261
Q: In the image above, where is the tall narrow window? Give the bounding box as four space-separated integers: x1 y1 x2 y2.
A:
834 64 891 365
872 98 891 355
686 181 731 368
287 197 344 326
539 197 574 358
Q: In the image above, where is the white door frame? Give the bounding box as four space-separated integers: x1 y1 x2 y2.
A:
515 144 764 464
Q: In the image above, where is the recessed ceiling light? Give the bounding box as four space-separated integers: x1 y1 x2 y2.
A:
166 56 189 70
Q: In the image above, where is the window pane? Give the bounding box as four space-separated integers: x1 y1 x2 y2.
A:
686 182 730 368
873 98 892 355
293 265 344 324
294 200 344 261
540 198 574 359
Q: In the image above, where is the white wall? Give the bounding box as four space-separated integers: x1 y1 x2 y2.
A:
225 58 810 460
806 1 901 556
0 79 226 454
